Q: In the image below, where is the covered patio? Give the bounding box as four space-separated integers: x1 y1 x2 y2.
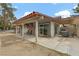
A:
13 12 57 42
13 12 79 40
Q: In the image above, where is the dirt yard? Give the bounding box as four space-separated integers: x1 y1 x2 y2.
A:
0 32 68 56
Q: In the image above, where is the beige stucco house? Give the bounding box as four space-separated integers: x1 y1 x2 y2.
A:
13 12 79 39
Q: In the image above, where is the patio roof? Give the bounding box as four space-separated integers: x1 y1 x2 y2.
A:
70 15 79 24
13 11 57 25
54 17 73 24
54 15 79 24
13 11 79 25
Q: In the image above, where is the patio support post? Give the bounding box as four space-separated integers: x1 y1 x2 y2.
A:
22 24 24 39
16 26 18 35
50 22 55 37
57 26 59 35
35 20 38 42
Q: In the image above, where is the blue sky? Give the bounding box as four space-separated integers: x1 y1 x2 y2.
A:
12 3 77 19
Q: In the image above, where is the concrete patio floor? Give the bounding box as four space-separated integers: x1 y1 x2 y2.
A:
23 35 79 56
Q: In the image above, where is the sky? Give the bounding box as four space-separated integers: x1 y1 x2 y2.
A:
12 3 78 19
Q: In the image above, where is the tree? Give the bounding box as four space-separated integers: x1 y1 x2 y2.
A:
0 15 4 30
0 3 16 30
73 3 79 13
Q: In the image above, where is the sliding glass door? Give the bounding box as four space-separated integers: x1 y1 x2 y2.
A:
39 23 50 37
